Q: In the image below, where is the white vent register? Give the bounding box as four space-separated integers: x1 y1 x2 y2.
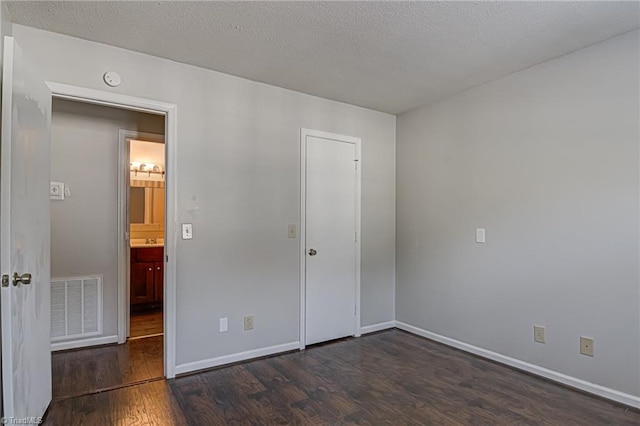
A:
51 276 102 341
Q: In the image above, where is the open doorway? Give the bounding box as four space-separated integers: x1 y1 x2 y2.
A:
49 99 167 398
126 134 166 341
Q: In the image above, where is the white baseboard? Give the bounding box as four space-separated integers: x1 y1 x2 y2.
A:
360 320 396 335
395 321 640 409
51 335 118 352
175 341 300 375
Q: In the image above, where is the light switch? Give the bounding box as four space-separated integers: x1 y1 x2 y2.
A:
219 317 228 333
182 223 193 240
288 224 297 239
50 182 64 200
476 228 486 243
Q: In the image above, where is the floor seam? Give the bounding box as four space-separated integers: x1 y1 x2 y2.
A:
53 376 166 402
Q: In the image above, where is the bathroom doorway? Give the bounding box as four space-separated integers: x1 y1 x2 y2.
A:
124 133 166 342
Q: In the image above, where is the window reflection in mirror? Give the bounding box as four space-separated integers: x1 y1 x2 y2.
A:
130 187 145 224
129 184 164 225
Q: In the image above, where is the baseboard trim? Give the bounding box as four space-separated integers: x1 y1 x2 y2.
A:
360 320 396 335
395 321 640 409
51 335 118 352
175 341 300 375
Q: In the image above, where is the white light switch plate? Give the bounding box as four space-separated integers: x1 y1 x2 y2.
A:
50 181 64 200
182 223 193 240
288 224 296 239
219 317 228 333
476 228 486 243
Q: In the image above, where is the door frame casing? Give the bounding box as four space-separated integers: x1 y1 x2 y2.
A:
299 128 362 349
118 130 165 342
47 82 178 379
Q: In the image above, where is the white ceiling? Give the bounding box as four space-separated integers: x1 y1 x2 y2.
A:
7 1 639 114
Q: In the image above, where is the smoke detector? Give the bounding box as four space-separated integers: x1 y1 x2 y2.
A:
103 71 121 87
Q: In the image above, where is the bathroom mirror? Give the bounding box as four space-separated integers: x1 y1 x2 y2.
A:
130 181 165 225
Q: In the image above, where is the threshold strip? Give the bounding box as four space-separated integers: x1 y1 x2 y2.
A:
128 332 164 341
52 376 166 402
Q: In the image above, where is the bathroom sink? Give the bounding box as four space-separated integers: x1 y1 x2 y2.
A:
130 238 164 248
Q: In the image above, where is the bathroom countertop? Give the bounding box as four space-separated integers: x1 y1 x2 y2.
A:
130 238 165 248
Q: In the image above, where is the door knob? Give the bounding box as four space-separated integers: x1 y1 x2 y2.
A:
13 272 32 286
308 248 317 256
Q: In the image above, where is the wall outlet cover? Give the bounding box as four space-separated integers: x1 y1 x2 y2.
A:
243 315 254 331
533 325 545 344
580 336 594 357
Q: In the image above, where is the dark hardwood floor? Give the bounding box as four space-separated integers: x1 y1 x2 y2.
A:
52 335 164 400
45 330 640 425
130 309 164 338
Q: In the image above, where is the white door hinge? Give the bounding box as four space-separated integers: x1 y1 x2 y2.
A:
354 159 359 170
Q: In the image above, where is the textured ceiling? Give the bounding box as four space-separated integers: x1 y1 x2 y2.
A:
7 1 640 114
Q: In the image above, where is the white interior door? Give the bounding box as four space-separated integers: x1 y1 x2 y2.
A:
304 131 360 346
0 36 52 419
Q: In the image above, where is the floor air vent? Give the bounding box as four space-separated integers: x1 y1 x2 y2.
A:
51 275 102 341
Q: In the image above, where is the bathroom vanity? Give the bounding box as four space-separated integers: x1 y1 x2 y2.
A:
130 244 164 310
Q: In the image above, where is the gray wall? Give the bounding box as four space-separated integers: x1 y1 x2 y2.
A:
14 24 396 366
396 31 640 396
51 99 164 337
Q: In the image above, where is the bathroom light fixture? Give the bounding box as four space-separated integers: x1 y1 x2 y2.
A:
130 162 165 178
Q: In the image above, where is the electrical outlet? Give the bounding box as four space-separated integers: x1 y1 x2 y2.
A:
219 317 228 333
243 315 254 331
533 325 545 344
580 336 594 357
476 228 486 243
